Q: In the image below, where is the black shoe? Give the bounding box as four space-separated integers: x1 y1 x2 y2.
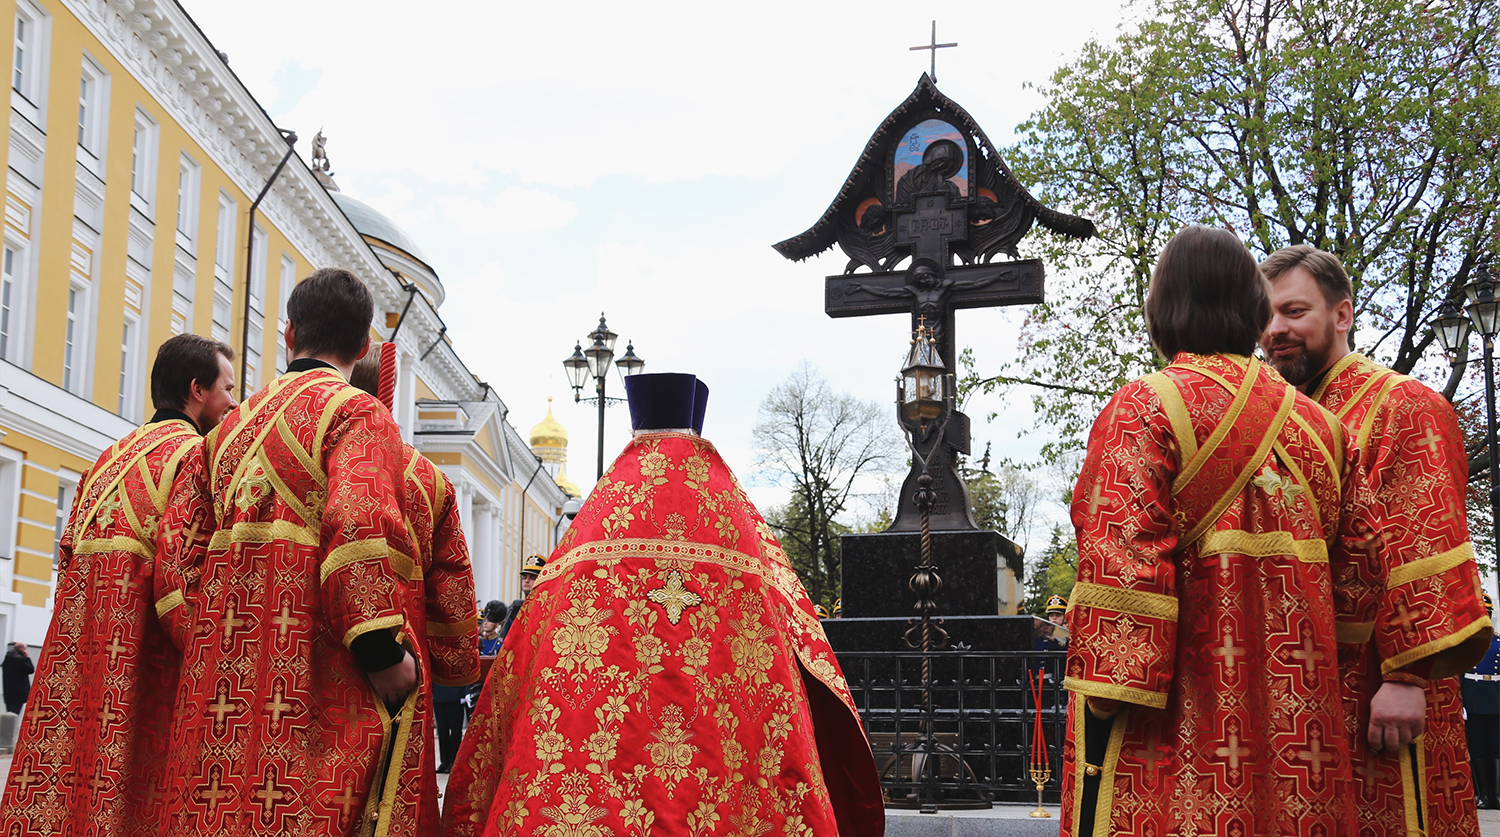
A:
436 763 451 774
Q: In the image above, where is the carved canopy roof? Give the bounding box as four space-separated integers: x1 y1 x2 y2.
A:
774 75 1094 264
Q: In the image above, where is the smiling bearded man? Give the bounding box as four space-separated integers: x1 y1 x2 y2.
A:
1262 244 1492 837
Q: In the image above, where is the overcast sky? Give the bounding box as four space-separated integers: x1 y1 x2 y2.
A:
186 1 1128 547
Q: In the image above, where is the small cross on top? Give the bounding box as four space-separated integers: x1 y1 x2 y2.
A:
909 21 957 84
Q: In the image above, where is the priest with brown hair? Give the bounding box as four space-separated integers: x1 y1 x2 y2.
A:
1262 244 1491 837
443 373 882 837
0 334 236 835
154 268 421 836
1063 226 1373 835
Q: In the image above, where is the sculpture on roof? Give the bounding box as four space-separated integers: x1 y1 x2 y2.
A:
310 129 330 173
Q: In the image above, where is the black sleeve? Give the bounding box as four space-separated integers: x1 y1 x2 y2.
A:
350 630 407 672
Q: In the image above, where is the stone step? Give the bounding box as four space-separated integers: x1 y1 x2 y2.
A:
885 804 1060 836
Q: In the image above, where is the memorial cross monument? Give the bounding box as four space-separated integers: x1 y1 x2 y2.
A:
775 75 1093 644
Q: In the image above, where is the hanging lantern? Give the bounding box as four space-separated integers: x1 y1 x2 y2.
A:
901 322 947 422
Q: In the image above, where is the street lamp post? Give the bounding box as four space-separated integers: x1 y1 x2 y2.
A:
562 314 645 481
1431 264 1500 610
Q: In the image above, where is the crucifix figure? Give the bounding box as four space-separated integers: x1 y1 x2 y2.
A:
909 21 957 84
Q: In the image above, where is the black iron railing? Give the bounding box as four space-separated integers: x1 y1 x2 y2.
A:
833 649 1070 807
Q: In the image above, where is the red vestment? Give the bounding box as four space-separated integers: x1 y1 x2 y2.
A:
442 433 883 837
1312 353 1492 836
0 419 202 835
390 445 481 835
1063 353 1365 835
156 368 429 836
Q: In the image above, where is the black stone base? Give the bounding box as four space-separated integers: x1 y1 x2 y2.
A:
840 530 1023 619
821 615 1033 653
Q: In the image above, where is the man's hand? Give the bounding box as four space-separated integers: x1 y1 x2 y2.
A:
1368 681 1426 751
368 652 417 706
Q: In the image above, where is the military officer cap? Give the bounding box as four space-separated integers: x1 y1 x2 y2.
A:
814 604 830 619
832 598 842 618
1485 591 1494 612
1045 594 1068 614
522 554 547 576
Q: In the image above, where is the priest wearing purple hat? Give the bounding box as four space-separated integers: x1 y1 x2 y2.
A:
442 373 882 837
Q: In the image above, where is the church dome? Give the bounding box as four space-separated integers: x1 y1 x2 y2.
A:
530 398 568 449
330 192 431 266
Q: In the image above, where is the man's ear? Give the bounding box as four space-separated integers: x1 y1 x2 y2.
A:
1335 298 1355 336
284 321 296 356
353 335 371 362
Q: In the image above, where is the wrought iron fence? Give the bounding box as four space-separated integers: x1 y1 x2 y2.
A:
833 649 1070 808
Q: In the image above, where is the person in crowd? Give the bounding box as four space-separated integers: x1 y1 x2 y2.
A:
499 556 544 637
442 373 883 837
1262 244 1490 836
349 341 481 800
1 643 31 715
1062 226 1375 835
152 268 423 836
0 334 235 835
478 601 507 655
1463 592 1500 810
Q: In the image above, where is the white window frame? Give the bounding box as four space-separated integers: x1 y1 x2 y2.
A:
10 1 48 125
76 55 109 177
117 315 140 419
0 241 22 364
249 222 266 311
129 110 157 213
276 254 295 373
0 446 22 564
62 279 90 396
214 191 236 277
176 154 200 251
53 471 77 566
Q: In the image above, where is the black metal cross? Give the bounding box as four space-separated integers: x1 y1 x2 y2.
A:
909 21 957 84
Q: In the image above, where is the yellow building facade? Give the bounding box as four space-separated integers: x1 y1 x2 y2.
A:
0 0 568 644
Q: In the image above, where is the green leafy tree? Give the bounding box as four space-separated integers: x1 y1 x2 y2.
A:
1024 525 1080 615
976 0 1500 464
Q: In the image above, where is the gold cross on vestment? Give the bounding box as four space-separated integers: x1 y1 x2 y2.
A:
97 694 123 727
272 603 301 640
114 573 137 597
1086 483 1112 517
1130 730 1168 773
1393 600 1419 632
1297 731 1333 777
646 570 703 625
253 774 285 814
208 686 237 725
333 781 359 816
104 632 129 666
1215 730 1250 770
1290 633 1326 678
1212 629 1245 672
221 604 246 640
96 498 122 529
1435 768 1463 801
87 765 109 796
265 685 293 726
13 765 41 794
1417 427 1443 455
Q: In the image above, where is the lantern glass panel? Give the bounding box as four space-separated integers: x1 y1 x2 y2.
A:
1435 313 1471 354
563 346 590 390
584 342 613 379
1470 299 1500 339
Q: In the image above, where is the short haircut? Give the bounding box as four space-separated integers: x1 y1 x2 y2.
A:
151 334 234 410
1259 244 1353 305
286 268 374 364
1145 226 1270 360
348 350 380 396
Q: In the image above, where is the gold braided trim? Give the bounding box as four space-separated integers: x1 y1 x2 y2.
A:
1069 581 1178 622
1174 358 1258 493
1141 372 1198 464
427 615 478 637
1271 441 1323 526
1386 542 1475 589
275 416 324 487
74 536 153 561
1382 615 1494 678
1337 621 1375 644
1312 353 1364 403
1199 529 1329 563
342 614 405 649
217 375 331 515
154 590 185 619
209 519 318 550
1063 676 1169 710
1182 385 1295 546
1356 376 1404 450
1285 409 1339 484
1093 705 1129 837
387 547 421 582
320 537 390 582
312 385 361 461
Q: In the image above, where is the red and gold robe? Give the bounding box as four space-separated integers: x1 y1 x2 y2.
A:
0 418 202 835
155 368 425 837
442 432 883 837
1063 353 1364 836
390 445 481 835
1312 352 1492 837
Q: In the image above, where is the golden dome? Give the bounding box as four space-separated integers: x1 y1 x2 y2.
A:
530 398 569 449
554 463 582 498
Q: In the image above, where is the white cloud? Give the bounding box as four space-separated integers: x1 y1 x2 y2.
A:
441 188 579 236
